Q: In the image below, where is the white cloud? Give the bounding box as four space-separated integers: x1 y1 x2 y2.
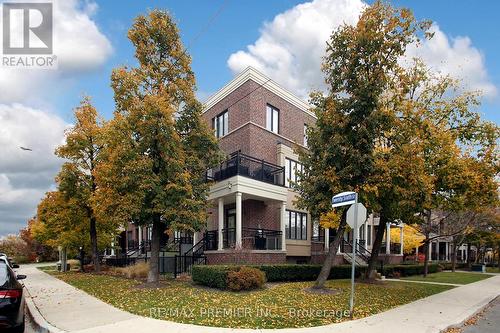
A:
0 104 69 236
0 0 113 104
0 0 111 236
228 0 496 99
406 24 496 97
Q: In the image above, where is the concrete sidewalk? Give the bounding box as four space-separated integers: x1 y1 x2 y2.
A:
19 264 500 333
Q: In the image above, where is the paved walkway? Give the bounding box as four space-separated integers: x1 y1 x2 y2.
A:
19 264 500 333
384 278 463 287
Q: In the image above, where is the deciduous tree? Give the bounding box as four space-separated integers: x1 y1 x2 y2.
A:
296 1 427 287
96 10 220 284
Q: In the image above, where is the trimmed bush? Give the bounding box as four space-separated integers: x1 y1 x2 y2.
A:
381 263 439 277
192 264 364 289
227 267 266 291
192 265 233 289
253 264 363 282
192 263 439 289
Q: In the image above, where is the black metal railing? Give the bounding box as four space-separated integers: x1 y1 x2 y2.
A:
311 235 325 242
380 242 401 254
206 151 285 186
341 239 371 263
221 227 282 250
222 228 236 249
203 231 218 251
174 255 207 278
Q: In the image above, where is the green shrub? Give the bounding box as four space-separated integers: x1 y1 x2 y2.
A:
226 267 266 291
192 264 364 289
381 263 439 277
253 264 363 281
192 263 436 289
192 265 233 289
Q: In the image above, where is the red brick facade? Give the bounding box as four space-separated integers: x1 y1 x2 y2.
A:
205 251 286 265
202 79 316 164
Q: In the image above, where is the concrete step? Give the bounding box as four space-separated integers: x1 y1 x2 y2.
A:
343 253 368 266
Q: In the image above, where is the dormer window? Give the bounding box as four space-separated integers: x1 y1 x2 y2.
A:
266 104 279 134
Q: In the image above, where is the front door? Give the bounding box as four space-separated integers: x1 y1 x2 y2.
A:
225 208 236 247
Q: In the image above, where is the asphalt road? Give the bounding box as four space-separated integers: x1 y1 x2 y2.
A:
462 296 500 333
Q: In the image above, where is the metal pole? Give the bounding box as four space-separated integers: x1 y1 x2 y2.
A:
349 193 358 317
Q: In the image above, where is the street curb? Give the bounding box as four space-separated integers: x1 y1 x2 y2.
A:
24 288 66 333
440 295 499 332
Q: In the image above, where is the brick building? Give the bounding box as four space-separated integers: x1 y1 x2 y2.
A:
117 67 406 267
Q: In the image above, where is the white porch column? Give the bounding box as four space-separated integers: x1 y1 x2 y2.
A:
445 242 449 261
111 242 115 256
235 192 242 248
428 241 432 261
363 223 368 247
218 198 224 250
193 232 198 246
280 201 287 251
386 223 391 254
399 225 404 255
324 228 330 252
138 226 143 246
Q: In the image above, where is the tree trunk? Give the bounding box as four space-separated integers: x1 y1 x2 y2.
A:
313 210 347 289
147 214 162 283
61 247 67 272
90 215 100 273
365 213 388 279
451 241 457 272
423 209 432 277
423 236 430 277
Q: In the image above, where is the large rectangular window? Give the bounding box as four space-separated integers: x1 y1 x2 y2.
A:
266 104 279 134
213 110 228 138
285 158 303 187
286 210 307 240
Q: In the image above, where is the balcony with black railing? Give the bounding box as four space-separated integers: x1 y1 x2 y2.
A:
206 151 285 187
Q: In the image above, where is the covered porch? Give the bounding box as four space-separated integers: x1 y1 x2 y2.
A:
201 154 288 263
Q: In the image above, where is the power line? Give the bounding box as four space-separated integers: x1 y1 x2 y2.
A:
222 78 272 110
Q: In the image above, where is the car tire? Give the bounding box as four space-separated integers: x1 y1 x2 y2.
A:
10 316 25 333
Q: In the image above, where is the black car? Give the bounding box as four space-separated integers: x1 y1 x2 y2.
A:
0 262 26 332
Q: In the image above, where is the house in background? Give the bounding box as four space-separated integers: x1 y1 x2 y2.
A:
114 67 406 269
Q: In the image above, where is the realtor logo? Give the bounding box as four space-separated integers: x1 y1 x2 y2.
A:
2 2 56 68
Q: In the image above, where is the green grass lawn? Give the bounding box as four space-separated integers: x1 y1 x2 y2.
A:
44 270 452 329
402 272 492 285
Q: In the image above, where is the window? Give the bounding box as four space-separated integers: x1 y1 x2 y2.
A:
285 158 304 187
213 110 228 138
303 124 308 147
286 210 307 240
266 104 279 133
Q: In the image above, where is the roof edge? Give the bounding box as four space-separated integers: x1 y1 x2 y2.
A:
202 66 316 119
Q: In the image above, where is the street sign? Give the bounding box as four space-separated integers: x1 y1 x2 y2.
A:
331 191 356 207
347 203 367 228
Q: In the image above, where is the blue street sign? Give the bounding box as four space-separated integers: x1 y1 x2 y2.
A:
331 191 356 207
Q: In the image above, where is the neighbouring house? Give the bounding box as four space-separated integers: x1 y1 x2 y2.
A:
110 67 413 271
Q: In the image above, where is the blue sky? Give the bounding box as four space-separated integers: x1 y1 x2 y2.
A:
1 0 499 237
53 0 500 124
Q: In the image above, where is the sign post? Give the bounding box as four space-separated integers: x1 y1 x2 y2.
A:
331 191 361 318
349 193 358 317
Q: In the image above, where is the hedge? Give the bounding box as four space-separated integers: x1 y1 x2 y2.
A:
192 263 443 289
380 263 440 277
